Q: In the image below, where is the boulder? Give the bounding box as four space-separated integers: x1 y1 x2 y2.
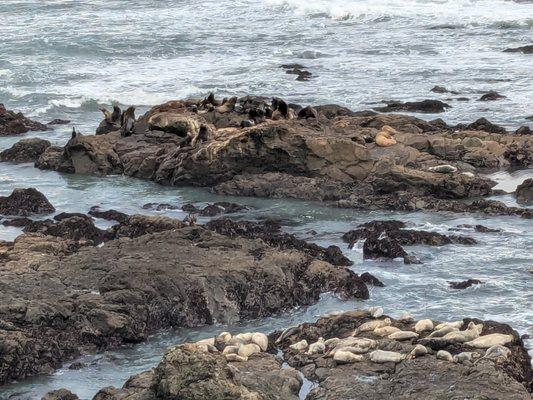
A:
0 138 51 163
503 45 533 54
374 99 451 113
0 104 50 135
0 188 55 216
515 178 533 204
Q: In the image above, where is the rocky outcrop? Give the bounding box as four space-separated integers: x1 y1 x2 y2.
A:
515 178 533 204
0 104 50 136
478 91 506 101
0 138 51 163
33 96 532 217
0 224 372 384
374 99 451 113
0 188 55 216
50 310 533 400
503 45 533 54
205 218 353 266
448 279 483 289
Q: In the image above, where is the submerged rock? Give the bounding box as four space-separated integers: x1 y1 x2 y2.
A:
41 389 79 400
0 104 50 136
0 188 55 216
448 279 483 289
0 138 51 163
478 91 506 101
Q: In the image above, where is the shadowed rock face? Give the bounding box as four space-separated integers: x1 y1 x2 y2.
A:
515 178 533 204
0 188 55 216
30 96 532 217
0 223 370 384
0 104 50 136
45 311 533 400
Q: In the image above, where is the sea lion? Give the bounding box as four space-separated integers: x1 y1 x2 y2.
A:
99 107 112 122
375 125 397 147
436 350 453 362
190 124 210 147
369 350 405 363
388 331 419 341
276 325 301 344
271 97 292 120
238 343 261 358
464 333 514 349
202 92 221 107
216 96 237 113
289 339 308 351
428 164 458 173
120 106 136 136
414 319 434 333
298 105 319 120
334 350 364 364
111 104 121 123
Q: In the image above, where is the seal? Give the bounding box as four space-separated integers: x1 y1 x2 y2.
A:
216 96 237 113
354 317 391 334
238 343 261 358
99 107 112 122
428 164 458 173
307 337 325 355
436 350 453 361
375 125 397 147
251 332 268 351
388 331 419 340
414 319 434 333
298 105 319 120
111 104 121 123
409 344 428 359
373 326 401 337
369 349 404 363
334 350 364 364
225 353 248 362
289 339 308 351
120 106 136 137
464 333 514 348
442 322 482 343
190 124 210 147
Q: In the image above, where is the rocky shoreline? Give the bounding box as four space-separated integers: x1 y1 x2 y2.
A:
0 96 531 397
41 309 533 400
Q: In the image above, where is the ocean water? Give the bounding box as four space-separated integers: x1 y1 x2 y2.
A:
0 0 532 398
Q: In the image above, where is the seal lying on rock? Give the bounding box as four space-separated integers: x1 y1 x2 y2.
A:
375 125 397 147
428 164 458 173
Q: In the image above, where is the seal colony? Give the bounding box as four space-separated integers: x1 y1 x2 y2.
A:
4 92 529 218
39 308 532 399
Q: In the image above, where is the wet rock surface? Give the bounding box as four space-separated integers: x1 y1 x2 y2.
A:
503 45 533 54
0 218 371 384
0 104 50 136
0 188 55 216
48 310 532 400
32 96 532 218
373 99 451 113
0 138 51 163
478 91 507 101
448 279 483 289
515 178 533 204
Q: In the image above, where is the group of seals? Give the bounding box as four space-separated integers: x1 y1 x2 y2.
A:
375 125 398 147
98 104 136 136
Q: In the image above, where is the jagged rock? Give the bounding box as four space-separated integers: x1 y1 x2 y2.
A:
205 218 353 266
0 138 51 163
47 119 71 125
0 188 55 216
503 45 533 54
23 215 107 244
515 178 533 204
0 225 369 384
110 214 185 238
88 206 129 223
462 117 507 134
448 279 483 289
41 389 79 400
0 104 50 135
478 91 506 101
